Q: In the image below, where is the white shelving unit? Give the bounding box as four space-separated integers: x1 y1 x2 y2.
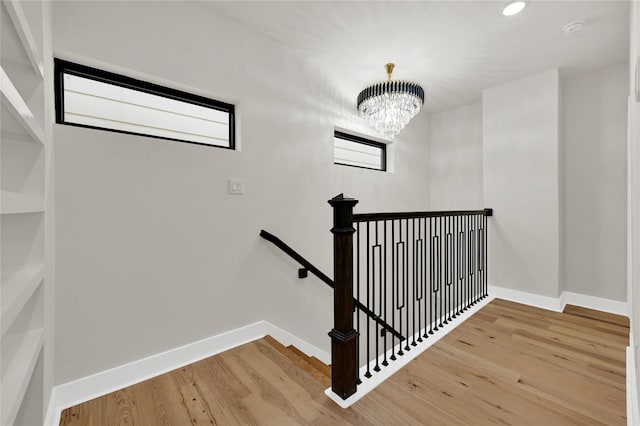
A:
1 329 44 425
1 190 45 215
1 66 45 145
1 0 51 424
2 264 45 335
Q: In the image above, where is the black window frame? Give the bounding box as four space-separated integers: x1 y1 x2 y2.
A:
54 58 235 150
334 130 387 172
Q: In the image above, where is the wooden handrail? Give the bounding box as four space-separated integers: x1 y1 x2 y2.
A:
353 208 493 222
259 229 404 341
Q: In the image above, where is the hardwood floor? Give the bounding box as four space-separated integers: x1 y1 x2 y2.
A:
60 299 629 425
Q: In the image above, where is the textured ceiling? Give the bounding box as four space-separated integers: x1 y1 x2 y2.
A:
202 1 629 114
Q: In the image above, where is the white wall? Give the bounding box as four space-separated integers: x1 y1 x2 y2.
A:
52 1 431 384
628 0 640 409
428 102 483 210
562 64 628 302
483 69 560 297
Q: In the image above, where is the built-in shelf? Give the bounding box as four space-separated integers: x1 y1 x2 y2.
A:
1 190 44 214
1 264 45 336
0 66 45 145
1 328 44 426
1 0 49 423
2 0 43 78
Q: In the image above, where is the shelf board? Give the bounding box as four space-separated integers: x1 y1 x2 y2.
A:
1 264 44 336
1 190 44 214
0 66 45 145
2 0 44 78
1 328 44 426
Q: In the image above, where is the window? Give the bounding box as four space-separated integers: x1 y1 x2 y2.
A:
334 130 386 171
54 59 235 149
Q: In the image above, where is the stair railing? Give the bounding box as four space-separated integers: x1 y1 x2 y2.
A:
260 194 492 402
258 231 404 342
329 194 493 400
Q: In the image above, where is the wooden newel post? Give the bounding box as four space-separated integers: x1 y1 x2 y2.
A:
328 193 359 400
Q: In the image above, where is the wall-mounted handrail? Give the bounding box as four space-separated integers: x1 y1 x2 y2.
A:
260 230 333 285
259 229 404 341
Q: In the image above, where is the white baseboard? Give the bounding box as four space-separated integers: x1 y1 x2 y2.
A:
45 320 329 426
628 333 640 426
266 322 331 364
489 285 628 316
44 388 57 426
325 296 495 408
489 285 564 312
44 288 629 425
561 291 628 316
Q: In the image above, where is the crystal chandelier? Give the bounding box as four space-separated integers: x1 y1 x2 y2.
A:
356 63 425 139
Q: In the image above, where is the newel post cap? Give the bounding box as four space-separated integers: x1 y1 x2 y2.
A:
328 193 359 206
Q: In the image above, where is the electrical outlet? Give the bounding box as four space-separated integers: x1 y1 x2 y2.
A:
228 178 245 195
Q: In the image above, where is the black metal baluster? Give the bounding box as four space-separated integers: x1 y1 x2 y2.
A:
417 217 423 343
438 216 444 327
461 215 465 310
476 215 480 303
463 215 468 310
450 216 455 321
391 220 396 361
443 216 449 325
356 222 361 384
458 216 462 312
468 215 472 306
484 214 488 297
461 216 467 312
434 217 439 328
459 215 463 313
398 220 404 357
446 216 452 323
467 214 472 309
373 221 380 372
412 218 417 347
429 217 434 335
471 215 475 304
473 214 478 305
382 220 388 367
482 214 486 298
453 215 459 317
423 217 428 339
476 214 480 304
474 214 478 304
479 215 483 300
404 218 410 352
450 216 454 320
436 215 440 328
365 221 371 378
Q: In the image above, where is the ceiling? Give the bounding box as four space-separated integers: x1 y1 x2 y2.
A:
202 1 629 114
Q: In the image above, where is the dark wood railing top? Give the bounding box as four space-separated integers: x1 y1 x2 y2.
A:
259 229 404 341
353 208 493 222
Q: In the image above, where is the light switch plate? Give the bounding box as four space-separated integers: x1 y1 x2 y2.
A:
228 178 245 195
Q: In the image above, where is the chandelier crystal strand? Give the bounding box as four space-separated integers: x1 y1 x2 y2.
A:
357 64 425 139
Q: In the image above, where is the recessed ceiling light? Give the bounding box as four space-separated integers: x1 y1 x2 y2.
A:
502 1 526 16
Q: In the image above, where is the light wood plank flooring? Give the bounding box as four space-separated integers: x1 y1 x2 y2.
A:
60 299 629 425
